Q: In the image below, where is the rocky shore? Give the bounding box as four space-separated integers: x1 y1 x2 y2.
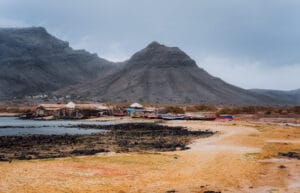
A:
0 123 214 161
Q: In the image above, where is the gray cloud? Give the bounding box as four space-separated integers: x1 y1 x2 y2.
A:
0 0 299 90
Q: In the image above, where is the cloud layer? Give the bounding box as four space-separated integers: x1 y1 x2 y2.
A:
0 0 299 90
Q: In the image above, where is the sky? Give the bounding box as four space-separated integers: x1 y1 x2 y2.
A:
0 0 299 90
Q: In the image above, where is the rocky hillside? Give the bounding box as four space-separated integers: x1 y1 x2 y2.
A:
0 27 115 99
57 42 287 105
250 89 300 105
0 27 298 105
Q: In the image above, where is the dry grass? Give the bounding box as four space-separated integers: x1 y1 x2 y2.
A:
258 143 300 159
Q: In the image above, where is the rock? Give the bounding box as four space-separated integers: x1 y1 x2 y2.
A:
278 152 300 160
0 123 214 161
278 165 286 169
204 191 221 193
165 190 176 193
71 149 108 155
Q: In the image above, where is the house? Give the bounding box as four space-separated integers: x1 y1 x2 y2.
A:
75 104 108 118
36 102 111 119
63 103 111 119
36 104 65 117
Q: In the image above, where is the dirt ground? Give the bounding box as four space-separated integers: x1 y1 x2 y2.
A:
0 119 299 193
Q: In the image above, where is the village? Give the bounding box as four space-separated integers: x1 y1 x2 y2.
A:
28 102 233 121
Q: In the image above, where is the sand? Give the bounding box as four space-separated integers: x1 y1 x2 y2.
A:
0 120 299 193
0 113 21 117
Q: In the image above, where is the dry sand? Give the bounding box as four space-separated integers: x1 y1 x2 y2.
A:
0 113 21 117
0 119 299 193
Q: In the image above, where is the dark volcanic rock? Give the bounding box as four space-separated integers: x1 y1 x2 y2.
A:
204 191 221 193
0 27 115 99
0 123 213 161
58 41 285 105
278 152 300 160
278 165 286 169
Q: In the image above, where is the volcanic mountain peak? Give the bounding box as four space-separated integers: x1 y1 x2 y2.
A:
128 41 197 68
146 41 164 48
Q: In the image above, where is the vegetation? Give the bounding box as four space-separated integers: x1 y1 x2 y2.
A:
293 106 300 114
217 106 300 115
0 105 35 114
186 104 217 112
165 106 185 114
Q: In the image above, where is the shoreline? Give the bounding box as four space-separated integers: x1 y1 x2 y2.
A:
0 118 299 192
0 122 214 161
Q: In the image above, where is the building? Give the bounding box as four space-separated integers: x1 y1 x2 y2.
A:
36 104 65 118
36 102 111 119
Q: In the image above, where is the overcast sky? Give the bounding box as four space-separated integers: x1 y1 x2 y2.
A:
0 0 299 90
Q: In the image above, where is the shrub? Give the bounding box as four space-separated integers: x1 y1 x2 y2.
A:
186 104 217 112
217 107 233 115
165 106 185 114
293 106 300 114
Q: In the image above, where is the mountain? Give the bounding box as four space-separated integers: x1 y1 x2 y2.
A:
250 89 300 105
0 27 297 105
56 42 287 105
0 27 115 99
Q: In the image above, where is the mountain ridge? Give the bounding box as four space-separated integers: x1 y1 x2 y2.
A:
0 27 116 99
56 42 293 105
0 27 298 105
250 89 300 105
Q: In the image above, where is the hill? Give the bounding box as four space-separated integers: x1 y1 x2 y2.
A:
56 42 286 105
0 27 298 105
0 27 115 99
250 89 300 105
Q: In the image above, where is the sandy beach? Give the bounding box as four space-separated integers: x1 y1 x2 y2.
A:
0 119 299 193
